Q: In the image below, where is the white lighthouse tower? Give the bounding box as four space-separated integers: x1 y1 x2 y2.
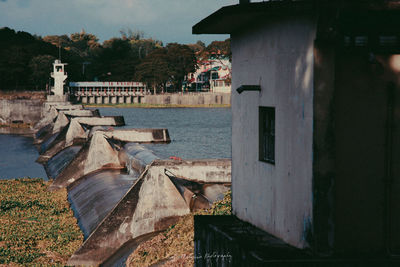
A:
48 59 68 102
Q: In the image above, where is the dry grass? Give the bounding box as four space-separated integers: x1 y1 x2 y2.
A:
0 178 83 265
126 190 231 267
0 91 46 100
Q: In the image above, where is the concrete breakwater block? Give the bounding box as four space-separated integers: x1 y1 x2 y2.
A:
48 132 122 190
67 170 139 239
119 143 159 174
33 106 92 144
45 146 82 180
35 111 70 147
48 129 172 189
36 115 125 154
32 106 59 134
52 112 70 134
67 159 231 266
36 120 87 163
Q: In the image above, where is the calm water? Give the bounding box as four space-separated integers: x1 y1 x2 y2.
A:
0 134 48 179
0 108 231 179
97 107 232 159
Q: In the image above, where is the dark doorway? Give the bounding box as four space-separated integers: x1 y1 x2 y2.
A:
334 52 389 255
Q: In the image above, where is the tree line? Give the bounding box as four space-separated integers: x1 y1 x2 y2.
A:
0 27 230 93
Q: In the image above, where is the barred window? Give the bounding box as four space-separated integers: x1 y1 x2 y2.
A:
259 107 275 164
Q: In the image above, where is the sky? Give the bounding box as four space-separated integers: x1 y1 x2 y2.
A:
0 0 239 45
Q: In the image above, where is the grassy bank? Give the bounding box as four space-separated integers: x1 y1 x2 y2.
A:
83 103 230 108
0 178 83 265
126 190 231 267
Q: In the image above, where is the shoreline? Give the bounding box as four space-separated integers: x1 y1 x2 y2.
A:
0 123 34 136
83 103 231 108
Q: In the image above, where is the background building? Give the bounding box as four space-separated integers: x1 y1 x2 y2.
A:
184 55 231 93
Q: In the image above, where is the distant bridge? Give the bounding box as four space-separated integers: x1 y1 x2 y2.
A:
69 81 148 104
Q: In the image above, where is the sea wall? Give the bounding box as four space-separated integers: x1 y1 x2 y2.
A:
76 93 231 106
140 93 231 106
0 99 44 125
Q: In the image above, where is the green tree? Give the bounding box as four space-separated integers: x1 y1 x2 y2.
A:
42 35 72 49
131 39 163 60
29 55 56 90
0 27 60 90
135 48 169 94
69 29 100 59
188 40 206 54
42 31 97 81
119 28 144 41
92 37 139 81
166 43 197 92
198 38 231 61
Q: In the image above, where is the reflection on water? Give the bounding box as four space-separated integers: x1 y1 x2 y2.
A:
0 134 48 179
68 170 139 239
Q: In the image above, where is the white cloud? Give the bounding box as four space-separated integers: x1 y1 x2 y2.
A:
0 0 236 44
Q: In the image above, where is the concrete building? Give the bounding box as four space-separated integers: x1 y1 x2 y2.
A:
69 81 147 104
48 59 68 102
185 56 231 93
193 0 400 264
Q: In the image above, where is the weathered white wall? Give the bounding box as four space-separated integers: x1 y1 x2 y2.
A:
0 99 44 124
142 93 231 105
231 16 315 248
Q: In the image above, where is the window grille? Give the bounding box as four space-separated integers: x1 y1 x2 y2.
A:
259 106 275 164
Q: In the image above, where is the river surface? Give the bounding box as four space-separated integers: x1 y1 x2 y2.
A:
0 134 48 180
0 108 231 180
97 107 232 159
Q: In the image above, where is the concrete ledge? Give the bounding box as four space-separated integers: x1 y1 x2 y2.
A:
100 128 171 143
62 109 100 117
50 104 83 110
152 158 231 183
73 116 125 126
